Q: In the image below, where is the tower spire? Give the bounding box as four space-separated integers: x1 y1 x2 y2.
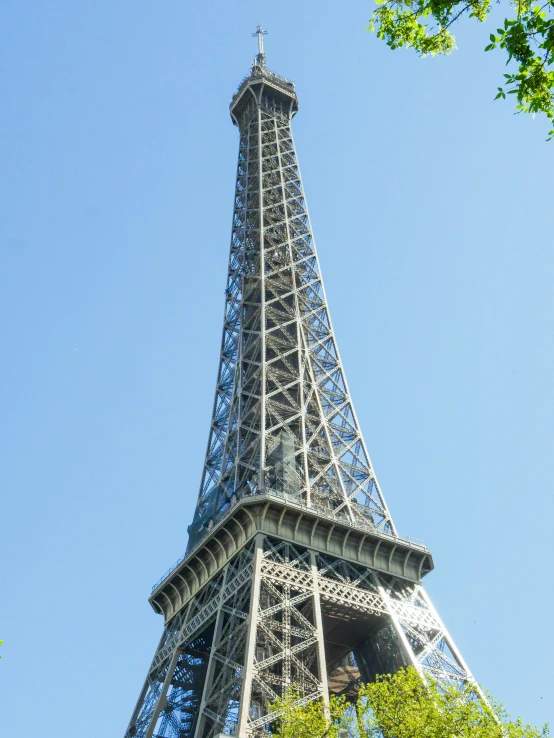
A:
252 23 267 67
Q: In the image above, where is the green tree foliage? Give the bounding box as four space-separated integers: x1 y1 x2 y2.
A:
270 689 348 738
367 0 554 139
270 667 549 738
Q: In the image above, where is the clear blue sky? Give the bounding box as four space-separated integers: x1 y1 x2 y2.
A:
1 1 552 734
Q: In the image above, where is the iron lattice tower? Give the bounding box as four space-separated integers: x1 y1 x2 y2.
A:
124 28 477 738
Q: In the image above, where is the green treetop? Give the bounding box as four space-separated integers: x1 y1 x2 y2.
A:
367 0 554 139
270 666 549 738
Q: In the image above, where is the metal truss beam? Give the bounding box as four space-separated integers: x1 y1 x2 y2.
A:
125 535 476 738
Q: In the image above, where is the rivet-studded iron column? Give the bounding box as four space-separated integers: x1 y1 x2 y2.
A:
123 34 481 738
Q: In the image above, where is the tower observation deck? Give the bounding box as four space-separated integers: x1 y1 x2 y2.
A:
124 28 478 738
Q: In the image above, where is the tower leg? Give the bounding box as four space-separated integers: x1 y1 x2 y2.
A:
144 648 181 738
193 568 231 738
310 550 329 706
236 534 264 737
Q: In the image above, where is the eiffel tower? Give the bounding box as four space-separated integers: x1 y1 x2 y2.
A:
124 27 477 738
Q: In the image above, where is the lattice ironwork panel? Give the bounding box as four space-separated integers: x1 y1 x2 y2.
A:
187 59 394 553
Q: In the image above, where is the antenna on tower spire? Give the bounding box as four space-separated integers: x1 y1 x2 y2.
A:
252 24 267 67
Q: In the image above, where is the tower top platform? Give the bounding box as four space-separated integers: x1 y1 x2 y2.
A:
230 30 298 127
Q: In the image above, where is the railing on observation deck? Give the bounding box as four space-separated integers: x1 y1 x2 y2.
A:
230 67 295 106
